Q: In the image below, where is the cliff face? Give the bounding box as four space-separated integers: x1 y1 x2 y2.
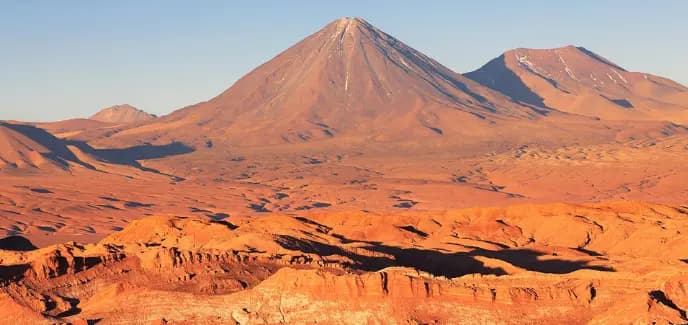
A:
1 201 687 324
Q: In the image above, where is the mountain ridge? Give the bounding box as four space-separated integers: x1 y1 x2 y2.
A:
95 17 552 148
465 45 688 122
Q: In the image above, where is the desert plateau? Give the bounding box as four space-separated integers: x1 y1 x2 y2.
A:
1 5 688 325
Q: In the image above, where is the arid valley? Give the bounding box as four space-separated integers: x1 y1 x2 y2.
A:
1 11 688 325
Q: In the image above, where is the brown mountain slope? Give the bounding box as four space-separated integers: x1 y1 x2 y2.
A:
0 122 192 177
0 122 89 171
90 104 156 124
466 46 688 123
6 105 153 142
26 118 118 141
102 18 552 148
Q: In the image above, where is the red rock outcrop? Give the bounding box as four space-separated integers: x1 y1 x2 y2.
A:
1 201 687 323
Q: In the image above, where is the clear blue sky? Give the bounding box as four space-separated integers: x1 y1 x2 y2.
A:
1 1 686 121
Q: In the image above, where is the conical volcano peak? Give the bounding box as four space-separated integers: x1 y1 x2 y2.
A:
331 17 370 30
333 17 366 26
324 16 384 44
105 16 538 146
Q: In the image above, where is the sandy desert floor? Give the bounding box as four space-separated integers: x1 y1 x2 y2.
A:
1 135 686 248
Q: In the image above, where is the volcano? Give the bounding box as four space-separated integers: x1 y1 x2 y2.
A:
105 18 551 148
90 104 157 124
466 46 688 123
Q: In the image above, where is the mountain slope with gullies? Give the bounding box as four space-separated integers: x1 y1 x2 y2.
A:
100 18 562 148
466 45 688 123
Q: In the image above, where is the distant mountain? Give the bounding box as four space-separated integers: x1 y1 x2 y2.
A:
90 104 157 124
84 21 688 152
465 46 688 123
101 18 548 147
28 118 115 141
0 121 193 175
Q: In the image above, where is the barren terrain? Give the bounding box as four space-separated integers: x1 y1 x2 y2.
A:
1 17 688 324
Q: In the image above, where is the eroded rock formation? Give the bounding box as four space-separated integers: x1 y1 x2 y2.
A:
0 201 687 324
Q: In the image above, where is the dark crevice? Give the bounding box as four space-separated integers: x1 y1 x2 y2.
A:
648 290 687 320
